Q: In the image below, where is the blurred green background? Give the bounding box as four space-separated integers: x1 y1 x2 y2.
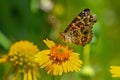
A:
0 0 120 80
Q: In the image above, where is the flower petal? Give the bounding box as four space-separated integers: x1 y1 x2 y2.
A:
23 70 27 80
110 66 120 77
28 69 32 80
43 39 55 48
0 55 8 63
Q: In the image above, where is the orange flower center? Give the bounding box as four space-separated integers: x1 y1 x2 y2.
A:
50 45 71 64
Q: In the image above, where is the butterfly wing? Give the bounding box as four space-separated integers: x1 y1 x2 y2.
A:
60 8 97 46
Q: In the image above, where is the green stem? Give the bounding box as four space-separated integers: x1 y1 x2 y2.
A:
4 64 14 80
83 44 90 66
52 76 55 80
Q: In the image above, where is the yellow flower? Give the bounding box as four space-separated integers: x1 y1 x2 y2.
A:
0 40 40 80
110 66 120 77
35 39 82 76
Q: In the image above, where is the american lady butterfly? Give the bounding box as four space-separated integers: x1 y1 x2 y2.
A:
60 8 97 46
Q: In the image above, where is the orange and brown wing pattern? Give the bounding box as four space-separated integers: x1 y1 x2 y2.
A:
60 8 97 46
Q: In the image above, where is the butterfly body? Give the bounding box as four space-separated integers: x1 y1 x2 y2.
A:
60 8 97 46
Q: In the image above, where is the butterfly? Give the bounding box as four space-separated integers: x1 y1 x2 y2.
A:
60 8 97 46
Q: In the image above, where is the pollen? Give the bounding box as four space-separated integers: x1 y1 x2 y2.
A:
8 40 39 67
50 45 71 64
